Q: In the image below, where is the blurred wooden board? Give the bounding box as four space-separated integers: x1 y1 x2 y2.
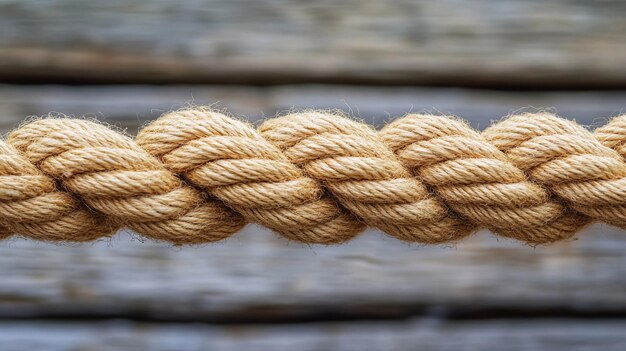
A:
1 85 625 133
1 0 626 87
1 319 625 351
1 225 626 320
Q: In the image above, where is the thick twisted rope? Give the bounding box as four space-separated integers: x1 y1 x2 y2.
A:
1 108 625 245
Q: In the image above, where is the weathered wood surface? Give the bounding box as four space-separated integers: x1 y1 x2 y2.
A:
2 224 626 320
1 319 625 351
1 85 625 133
1 0 626 87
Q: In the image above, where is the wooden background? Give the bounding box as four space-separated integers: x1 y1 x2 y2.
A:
1 1 626 350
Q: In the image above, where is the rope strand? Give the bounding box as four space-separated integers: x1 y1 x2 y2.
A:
1 108 625 245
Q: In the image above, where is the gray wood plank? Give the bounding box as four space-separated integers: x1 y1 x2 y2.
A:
1 224 626 319
1 0 626 87
0 319 625 351
1 85 625 133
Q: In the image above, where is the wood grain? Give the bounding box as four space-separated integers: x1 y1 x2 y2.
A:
1 319 625 351
1 0 626 87
1 224 626 320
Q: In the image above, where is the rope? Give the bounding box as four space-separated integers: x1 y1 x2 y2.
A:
1 108 625 245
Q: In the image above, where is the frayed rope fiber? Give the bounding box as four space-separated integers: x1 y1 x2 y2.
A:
2 108 626 245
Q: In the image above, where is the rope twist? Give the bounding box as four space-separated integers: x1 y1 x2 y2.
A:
1 108 625 245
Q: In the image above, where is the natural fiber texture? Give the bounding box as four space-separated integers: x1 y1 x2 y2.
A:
3 118 244 244
1 108 626 245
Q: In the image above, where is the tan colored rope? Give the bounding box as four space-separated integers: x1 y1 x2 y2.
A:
1 108 625 245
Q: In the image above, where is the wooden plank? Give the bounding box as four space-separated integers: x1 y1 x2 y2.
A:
0 319 625 351
1 0 626 87
1 85 625 133
1 224 626 319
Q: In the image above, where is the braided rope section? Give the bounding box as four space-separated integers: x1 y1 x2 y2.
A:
1 108 626 245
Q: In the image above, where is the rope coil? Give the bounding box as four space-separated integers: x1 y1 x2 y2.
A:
1 108 625 245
